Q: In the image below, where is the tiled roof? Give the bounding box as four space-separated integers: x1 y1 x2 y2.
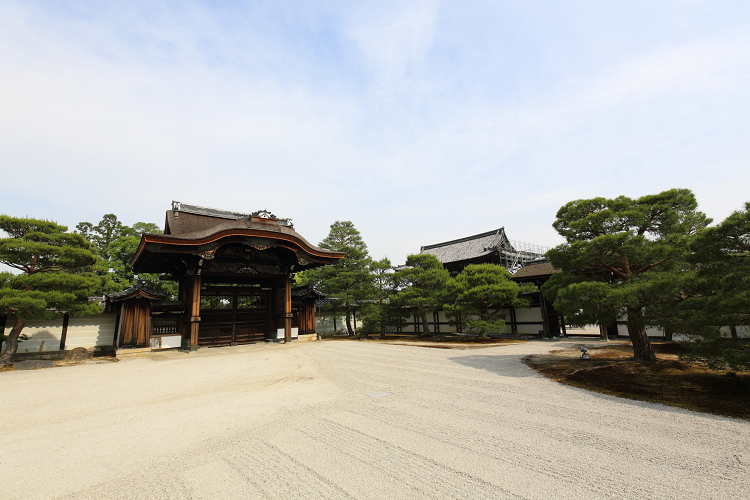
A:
105 280 166 303
511 259 560 280
419 228 512 264
170 201 293 229
292 285 326 299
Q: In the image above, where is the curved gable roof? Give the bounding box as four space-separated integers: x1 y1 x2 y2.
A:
131 204 344 273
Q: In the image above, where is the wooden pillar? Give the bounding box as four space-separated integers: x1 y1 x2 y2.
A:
190 274 201 351
112 308 121 348
539 290 549 338
58 312 70 351
311 303 317 334
284 276 292 342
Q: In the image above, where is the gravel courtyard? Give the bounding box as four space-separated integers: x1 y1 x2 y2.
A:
2 340 748 500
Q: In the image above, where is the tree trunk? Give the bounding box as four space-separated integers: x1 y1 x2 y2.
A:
0 317 26 365
421 313 430 335
730 325 738 339
345 309 353 336
664 324 673 342
626 307 656 362
596 303 608 341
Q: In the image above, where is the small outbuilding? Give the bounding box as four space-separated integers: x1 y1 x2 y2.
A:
511 258 564 337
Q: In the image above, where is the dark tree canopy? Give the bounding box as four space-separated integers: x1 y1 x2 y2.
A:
444 264 527 337
299 221 373 336
0 216 101 365
392 254 451 335
544 189 710 361
688 201 750 324
672 202 750 370
359 257 399 338
76 214 173 297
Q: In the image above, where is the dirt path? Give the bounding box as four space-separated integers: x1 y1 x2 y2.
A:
1 340 747 499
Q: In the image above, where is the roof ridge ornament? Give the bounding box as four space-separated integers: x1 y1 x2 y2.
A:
251 209 275 219
170 201 294 229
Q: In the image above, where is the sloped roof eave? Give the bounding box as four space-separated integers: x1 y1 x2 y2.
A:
130 228 345 269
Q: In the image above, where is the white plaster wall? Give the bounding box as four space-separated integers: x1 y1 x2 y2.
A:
276 327 299 339
64 316 116 349
150 335 182 349
513 308 545 335
315 314 363 333
7 317 64 353
4 315 116 353
645 326 663 338
435 311 457 332
564 324 601 336
720 325 750 338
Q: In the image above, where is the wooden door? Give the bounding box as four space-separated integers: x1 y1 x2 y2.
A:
198 290 268 346
119 301 151 348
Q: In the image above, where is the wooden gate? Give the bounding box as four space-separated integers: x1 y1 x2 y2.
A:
198 288 269 346
119 301 151 348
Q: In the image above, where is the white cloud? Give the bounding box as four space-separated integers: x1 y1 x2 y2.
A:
344 0 438 96
1 1 749 264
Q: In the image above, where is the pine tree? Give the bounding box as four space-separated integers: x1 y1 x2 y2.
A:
392 254 451 335
306 221 374 336
444 264 527 337
0 216 101 364
543 189 710 361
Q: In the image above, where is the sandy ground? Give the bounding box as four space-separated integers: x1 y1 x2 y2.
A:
1 340 748 500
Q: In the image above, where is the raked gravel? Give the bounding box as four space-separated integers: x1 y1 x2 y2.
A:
1 340 748 500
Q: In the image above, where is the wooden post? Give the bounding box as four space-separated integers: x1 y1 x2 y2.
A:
284 276 292 342
539 291 549 338
190 274 201 351
112 308 121 348
58 312 70 351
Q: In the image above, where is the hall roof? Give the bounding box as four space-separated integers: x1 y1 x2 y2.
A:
104 280 166 311
511 258 560 282
131 201 344 273
165 202 295 234
291 285 326 300
419 228 512 264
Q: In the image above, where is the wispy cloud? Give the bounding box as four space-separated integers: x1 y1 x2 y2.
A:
1 1 748 262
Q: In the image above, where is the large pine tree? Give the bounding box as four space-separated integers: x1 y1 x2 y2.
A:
543 189 710 361
301 221 374 336
0 216 101 364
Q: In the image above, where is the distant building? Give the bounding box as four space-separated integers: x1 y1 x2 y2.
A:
419 228 547 275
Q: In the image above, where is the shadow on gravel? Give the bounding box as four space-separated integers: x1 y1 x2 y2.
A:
448 354 538 377
561 383 742 421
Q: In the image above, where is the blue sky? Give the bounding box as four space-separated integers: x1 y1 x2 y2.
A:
1 1 749 264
